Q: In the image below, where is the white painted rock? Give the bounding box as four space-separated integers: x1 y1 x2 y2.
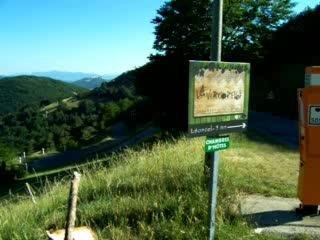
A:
46 226 97 240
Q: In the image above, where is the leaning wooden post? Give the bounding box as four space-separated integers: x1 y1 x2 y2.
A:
64 171 81 240
26 182 36 204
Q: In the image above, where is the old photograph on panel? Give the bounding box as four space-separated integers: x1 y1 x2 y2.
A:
193 68 245 117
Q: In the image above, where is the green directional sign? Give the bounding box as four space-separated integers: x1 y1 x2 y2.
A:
205 136 230 153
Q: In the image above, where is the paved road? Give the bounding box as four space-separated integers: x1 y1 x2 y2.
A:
248 112 299 148
29 112 299 172
29 126 160 172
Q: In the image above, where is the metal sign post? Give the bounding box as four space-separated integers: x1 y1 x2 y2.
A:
187 0 249 238
211 0 223 62
207 150 220 239
208 0 223 239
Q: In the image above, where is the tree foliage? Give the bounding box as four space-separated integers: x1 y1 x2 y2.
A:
133 0 296 128
152 0 211 59
0 142 16 165
0 142 23 181
152 0 295 61
266 4 320 63
0 98 140 154
254 4 320 117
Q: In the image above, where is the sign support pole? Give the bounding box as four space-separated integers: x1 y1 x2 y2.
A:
207 151 220 239
207 0 223 239
211 0 223 62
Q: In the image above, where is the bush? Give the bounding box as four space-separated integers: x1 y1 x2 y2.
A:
0 161 26 181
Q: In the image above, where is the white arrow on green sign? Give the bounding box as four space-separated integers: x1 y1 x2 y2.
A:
205 136 230 153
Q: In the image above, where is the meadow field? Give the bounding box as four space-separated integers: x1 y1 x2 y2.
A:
0 132 301 239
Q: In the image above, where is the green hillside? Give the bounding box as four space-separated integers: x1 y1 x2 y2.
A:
72 77 107 89
0 72 145 156
0 133 299 239
88 71 136 101
0 75 87 114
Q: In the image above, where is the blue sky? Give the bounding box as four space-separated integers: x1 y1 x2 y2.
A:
0 0 318 76
295 0 319 12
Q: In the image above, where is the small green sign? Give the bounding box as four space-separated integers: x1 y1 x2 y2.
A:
205 136 230 152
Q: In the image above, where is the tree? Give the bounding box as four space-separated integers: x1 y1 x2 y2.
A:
27 140 35 154
79 100 96 114
0 142 16 165
265 5 320 63
73 115 84 128
81 126 96 141
256 5 320 117
40 99 51 107
119 98 134 112
0 143 24 181
152 0 211 59
101 102 121 123
152 0 295 61
44 132 55 149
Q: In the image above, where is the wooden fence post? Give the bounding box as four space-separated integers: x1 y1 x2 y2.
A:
64 171 81 240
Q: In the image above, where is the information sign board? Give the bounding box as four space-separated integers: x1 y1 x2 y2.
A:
188 61 250 136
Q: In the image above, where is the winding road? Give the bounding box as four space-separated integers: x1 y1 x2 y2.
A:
29 125 160 172
248 112 299 148
29 112 299 172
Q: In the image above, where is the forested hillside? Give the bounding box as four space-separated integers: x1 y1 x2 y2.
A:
0 98 138 153
90 71 136 100
0 71 152 181
72 77 107 89
0 70 150 159
0 76 87 113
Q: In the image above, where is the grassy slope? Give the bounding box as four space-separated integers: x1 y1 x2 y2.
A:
0 76 87 113
0 133 300 240
41 97 80 113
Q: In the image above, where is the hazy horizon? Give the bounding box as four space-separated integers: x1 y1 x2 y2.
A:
0 70 120 83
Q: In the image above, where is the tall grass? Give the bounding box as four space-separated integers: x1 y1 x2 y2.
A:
0 133 299 239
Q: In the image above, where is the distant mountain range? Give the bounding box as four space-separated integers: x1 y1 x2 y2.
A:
1 71 118 82
0 75 87 113
30 71 118 82
72 77 108 89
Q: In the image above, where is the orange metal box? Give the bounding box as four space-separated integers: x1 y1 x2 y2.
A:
298 86 320 205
